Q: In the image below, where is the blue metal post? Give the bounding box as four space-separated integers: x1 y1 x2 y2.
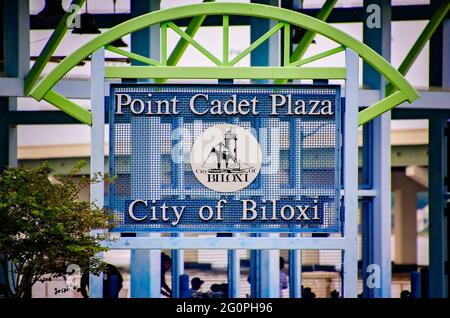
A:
428 114 447 298
363 0 392 298
228 233 240 298
444 19 450 88
3 0 29 79
251 0 281 298
429 0 443 88
410 271 421 298
289 234 302 298
171 117 185 298
129 0 162 298
171 233 184 298
427 11 447 299
361 199 373 298
249 234 261 298
2 0 28 169
179 274 190 298
289 116 303 298
0 0 28 287
443 18 449 299
361 121 374 298
130 0 160 67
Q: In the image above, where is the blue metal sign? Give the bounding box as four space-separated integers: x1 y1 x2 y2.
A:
109 84 341 232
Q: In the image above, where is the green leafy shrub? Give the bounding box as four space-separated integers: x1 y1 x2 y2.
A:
0 161 113 298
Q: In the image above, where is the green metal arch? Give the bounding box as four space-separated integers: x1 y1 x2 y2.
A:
29 2 420 125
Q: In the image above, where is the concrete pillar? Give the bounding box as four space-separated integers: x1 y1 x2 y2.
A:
392 170 426 265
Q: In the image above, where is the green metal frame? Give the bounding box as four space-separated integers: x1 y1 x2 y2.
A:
105 44 162 66
276 0 337 84
290 0 337 63
28 2 420 126
385 0 450 96
24 0 86 95
166 0 215 67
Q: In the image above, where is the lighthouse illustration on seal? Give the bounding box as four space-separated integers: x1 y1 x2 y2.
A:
201 127 254 173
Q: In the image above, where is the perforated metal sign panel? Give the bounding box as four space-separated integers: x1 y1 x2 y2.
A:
109 84 341 232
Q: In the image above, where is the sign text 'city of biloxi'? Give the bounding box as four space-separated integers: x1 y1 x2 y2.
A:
109 85 341 232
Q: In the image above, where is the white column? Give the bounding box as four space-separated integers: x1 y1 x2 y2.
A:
372 118 392 298
343 48 359 298
89 48 105 298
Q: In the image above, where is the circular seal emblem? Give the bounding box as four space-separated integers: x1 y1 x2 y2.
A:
190 124 262 192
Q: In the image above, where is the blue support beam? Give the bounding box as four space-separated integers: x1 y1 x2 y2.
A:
0 0 29 293
227 234 240 298
410 271 421 298
171 116 185 298
249 234 261 298
289 233 302 298
445 25 450 298
360 199 373 298
28 6 450 30
130 0 160 67
2 0 28 169
129 0 162 298
3 0 29 79
362 0 392 298
429 0 444 88
428 115 448 298
287 0 302 297
361 120 374 297
171 233 184 298
444 19 450 88
250 0 281 298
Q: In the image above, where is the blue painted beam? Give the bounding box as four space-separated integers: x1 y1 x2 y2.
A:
428 115 447 298
362 0 392 298
443 19 450 88
429 0 444 88
29 6 450 29
250 0 282 298
129 0 162 299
